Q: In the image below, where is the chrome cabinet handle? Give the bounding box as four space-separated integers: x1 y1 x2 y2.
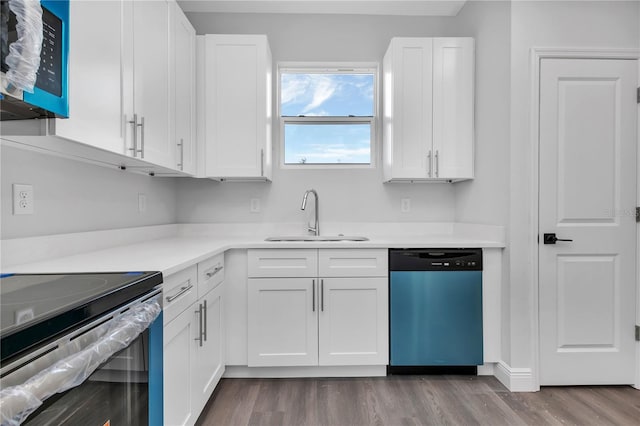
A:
312 279 316 312
128 114 138 157
260 149 264 177
203 299 208 342
177 138 184 170
138 116 145 158
435 150 439 177
165 280 193 303
205 265 223 278
194 302 204 347
321 279 324 312
427 150 432 177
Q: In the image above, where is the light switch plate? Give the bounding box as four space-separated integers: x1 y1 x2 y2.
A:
13 184 34 215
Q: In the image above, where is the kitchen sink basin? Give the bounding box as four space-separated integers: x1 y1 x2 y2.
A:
265 235 369 242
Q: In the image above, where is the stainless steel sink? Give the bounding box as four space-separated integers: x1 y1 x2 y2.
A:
265 235 369 242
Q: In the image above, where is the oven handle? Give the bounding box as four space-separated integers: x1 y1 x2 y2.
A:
0 294 161 425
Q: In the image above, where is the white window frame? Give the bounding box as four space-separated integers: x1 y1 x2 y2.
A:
277 62 379 169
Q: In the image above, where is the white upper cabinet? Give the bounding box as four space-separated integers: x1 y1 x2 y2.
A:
53 0 126 154
198 34 273 181
124 0 174 168
432 38 475 179
383 37 474 182
2 0 187 175
172 3 197 174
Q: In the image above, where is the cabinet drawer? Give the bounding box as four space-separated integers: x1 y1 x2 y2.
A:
163 265 198 325
198 253 224 298
319 249 388 277
248 249 317 278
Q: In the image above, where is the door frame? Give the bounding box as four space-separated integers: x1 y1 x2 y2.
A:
529 47 640 390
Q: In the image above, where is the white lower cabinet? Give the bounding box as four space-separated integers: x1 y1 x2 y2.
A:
194 282 225 409
248 278 318 366
163 254 225 426
164 305 198 426
247 249 388 368
318 278 388 365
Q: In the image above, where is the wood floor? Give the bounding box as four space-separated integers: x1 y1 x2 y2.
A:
195 376 640 426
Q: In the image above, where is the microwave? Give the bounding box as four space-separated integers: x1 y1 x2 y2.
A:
0 0 69 120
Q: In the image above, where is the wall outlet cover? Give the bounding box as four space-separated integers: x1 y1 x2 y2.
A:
401 198 411 213
13 184 34 215
250 198 261 213
138 193 147 213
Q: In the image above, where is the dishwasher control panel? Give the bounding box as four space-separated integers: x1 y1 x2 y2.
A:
389 248 482 271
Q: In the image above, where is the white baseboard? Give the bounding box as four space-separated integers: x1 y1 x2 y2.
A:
494 361 537 392
477 363 495 376
224 365 387 378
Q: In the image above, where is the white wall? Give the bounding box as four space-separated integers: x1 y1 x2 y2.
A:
1 145 178 239
508 0 640 373
451 0 512 364
178 5 509 228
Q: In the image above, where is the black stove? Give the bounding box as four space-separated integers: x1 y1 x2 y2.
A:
0 272 163 363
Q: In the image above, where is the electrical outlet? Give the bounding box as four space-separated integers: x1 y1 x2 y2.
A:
401 198 411 213
13 184 34 215
250 198 261 213
138 193 147 213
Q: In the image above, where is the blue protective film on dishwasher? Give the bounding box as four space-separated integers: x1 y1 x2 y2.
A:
390 271 483 366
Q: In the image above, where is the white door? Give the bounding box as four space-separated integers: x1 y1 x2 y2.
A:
205 35 269 178
173 5 196 174
385 38 433 179
247 278 318 366
539 58 637 385
318 278 388 366
132 0 173 167
55 0 126 154
432 38 474 180
164 307 197 426
195 284 225 412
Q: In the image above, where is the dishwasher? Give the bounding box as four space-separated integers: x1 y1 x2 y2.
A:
389 248 483 374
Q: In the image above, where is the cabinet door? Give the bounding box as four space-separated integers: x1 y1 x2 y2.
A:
132 0 173 168
384 38 433 180
195 283 225 412
164 306 198 426
432 38 474 179
318 278 388 366
248 278 318 366
204 35 272 179
173 4 196 174
54 0 126 154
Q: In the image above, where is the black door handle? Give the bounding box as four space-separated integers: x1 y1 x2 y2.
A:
543 233 573 244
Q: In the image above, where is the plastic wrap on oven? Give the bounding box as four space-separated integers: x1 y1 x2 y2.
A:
0 296 161 426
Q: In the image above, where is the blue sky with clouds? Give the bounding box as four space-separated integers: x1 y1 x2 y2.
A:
281 73 374 164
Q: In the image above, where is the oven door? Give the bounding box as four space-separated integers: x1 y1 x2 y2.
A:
0 291 163 426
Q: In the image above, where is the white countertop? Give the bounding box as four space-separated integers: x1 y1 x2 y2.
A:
4 223 505 277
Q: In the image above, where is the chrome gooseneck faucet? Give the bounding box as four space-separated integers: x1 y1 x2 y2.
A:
301 189 319 236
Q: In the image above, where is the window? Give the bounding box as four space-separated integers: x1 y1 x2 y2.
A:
279 64 377 166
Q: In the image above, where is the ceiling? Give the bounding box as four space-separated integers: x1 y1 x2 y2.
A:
178 0 468 16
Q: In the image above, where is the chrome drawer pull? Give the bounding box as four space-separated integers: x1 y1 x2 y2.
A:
205 265 224 278
166 281 193 303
